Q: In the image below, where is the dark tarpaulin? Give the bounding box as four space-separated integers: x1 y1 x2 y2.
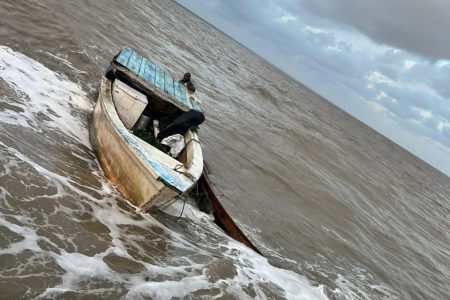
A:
157 109 205 140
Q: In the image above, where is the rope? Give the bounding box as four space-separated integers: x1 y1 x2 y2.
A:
151 192 188 220
154 196 179 211
177 194 187 220
184 138 200 148
174 163 184 171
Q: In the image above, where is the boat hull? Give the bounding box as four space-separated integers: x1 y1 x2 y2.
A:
90 77 179 210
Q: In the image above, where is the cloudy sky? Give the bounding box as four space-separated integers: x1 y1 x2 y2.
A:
175 0 450 176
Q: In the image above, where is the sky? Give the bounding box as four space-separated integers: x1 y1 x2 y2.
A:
175 0 450 176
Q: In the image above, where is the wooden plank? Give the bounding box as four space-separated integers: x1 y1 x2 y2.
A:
173 82 183 106
164 71 175 99
174 82 190 107
138 58 148 78
113 48 200 112
115 48 133 66
127 51 143 75
112 64 190 112
142 59 156 86
154 65 165 91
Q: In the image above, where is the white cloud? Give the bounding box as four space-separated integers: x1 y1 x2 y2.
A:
370 102 388 113
375 91 388 100
302 25 326 35
412 107 433 119
435 60 450 68
277 13 297 24
403 60 416 71
437 121 450 132
366 71 394 88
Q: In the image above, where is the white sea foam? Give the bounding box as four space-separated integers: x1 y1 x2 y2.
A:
220 240 327 300
0 217 41 255
0 45 92 146
332 272 399 300
157 200 328 300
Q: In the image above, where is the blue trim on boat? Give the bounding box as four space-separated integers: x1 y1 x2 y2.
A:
116 126 193 192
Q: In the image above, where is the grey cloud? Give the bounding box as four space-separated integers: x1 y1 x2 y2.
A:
176 0 450 152
297 0 450 61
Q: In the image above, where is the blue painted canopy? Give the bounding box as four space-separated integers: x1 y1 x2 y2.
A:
114 47 203 112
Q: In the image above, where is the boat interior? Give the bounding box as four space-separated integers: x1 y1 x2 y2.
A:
108 69 194 168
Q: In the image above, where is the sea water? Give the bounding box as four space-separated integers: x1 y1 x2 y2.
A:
0 0 449 299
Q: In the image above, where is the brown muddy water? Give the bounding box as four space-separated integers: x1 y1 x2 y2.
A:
0 0 449 299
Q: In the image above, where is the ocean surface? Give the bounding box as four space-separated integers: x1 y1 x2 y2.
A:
1 0 449 299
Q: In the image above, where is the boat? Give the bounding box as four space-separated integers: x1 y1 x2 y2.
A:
90 47 204 211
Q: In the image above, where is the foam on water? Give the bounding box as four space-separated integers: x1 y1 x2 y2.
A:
0 216 41 255
0 46 328 299
0 46 92 146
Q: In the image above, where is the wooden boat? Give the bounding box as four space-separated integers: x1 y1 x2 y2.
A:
90 47 203 211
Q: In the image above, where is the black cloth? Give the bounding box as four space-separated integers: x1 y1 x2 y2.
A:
157 109 205 140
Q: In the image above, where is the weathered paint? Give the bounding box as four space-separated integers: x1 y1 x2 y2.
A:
115 47 132 66
154 65 165 91
116 125 193 192
95 45 207 210
112 79 148 129
127 51 143 75
138 58 148 78
113 47 204 112
143 60 156 86
175 82 190 107
164 71 175 99
101 78 194 192
91 77 166 208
